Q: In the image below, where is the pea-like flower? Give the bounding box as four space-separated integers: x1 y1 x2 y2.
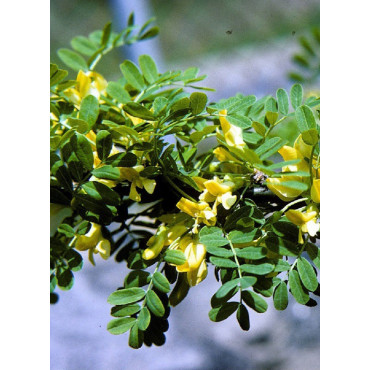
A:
285 204 320 244
142 226 169 260
75 223 110 265
172 235 208 286
119 165 156 202
198 176 238 212
218 109 245 147
64 70 107 106
176 198 217 233
266 134 320 203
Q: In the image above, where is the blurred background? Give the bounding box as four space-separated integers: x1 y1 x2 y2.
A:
50 1 320 369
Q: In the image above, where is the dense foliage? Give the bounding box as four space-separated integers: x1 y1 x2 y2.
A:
50 15 320 349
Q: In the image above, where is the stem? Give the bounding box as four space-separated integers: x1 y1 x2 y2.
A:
163 173 197 202
281 197 308 213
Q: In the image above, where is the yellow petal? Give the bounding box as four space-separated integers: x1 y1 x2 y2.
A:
219 109 245 147
176 198 202 217
187 259 208 286
204 178 233 196
285 209 316 226
142 178 156 194
311 178 320 203
266 177 303 202
129 183 141 202
96 239 111 260
220 192 237 210
75 223 102 251
142 226 168 260
294 134 313 159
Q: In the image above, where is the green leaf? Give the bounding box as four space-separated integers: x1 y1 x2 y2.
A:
137 307 151 330
107 287 146 305
56 268 74 290
128 323 144 349
214 279 240 299
54 166 73 193
123 102 155 120
271 221 299 240
96 130 112 161
210 257 237 269
236 304 250 331
274 259 291 272
227 114 252 129
104 152 137 167
139 26 159 40
71 36 98 56
67 118 89 134
107 317 136 335
72 133 94 171
206 246 233 258
199 226 228 248
209 302 239 322
276 88 289 115
57 48 88 72
153 97 168 116
239 276 258 289
120 60 145 90
297 257 318 292
265 97 278 113
295 105 317 132
139 55 158 84
50 69 68 87
190 92 208 115
124 270 151 288
241 290 268 313
57 224 75 238
302 128 319 145
290 83 303 109
81 181 120 206
289 270 309 304
277 180 309 192
306 243 320 269
235 247 267 260
146 290 165 317
152 272 171 293
106 82 131 104
255 137 286 160
265 235 300 256
101 21 112 47
91 165 120 180
164 250 187 265
79 95 99 129
273 281 289 310
240 263 275 275
252 121 267 136
229 229 261 245
111 304 141 317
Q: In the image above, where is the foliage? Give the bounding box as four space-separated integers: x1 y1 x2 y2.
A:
50 14 320 349
289 27 320 84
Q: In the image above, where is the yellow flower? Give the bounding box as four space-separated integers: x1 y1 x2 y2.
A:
213 147 242 163
64 70 107 106
119 165 156 202
218 109 245 147
266 176 306 202
142 226 169 260
198 176 237 211
311 178 320 203
285 204 320 244
75 223 110 265
173 235 208 286
176 198 216 233
266 134 319 202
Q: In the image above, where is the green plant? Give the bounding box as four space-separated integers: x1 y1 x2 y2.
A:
50 14 320 349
